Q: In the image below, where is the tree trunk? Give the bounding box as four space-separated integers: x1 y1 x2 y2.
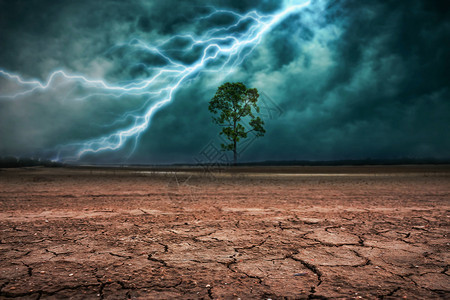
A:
233 119 237 165
233 140 237 166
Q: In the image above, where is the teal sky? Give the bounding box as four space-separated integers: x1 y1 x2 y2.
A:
0 0 449 164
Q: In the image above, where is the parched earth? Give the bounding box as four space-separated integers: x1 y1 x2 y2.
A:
0 166 449 299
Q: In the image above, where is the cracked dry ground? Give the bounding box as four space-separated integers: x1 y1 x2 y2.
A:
0 166 449 299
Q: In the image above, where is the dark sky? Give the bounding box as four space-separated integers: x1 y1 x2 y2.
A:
0 0 449 164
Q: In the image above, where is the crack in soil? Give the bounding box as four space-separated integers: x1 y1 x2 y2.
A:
350 249 372 267
240 270 265 285
147 254 170 268
288 252 323 294
158 242 169 253
45 248 72 256
109 252 133 259
0 281 10 293
378 286 401 298
97 281 105 300
235 236 270 251
304 236 359 247
21 262 33 277
207 286 213 299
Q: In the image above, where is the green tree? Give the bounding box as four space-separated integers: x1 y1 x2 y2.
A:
208 82 265 165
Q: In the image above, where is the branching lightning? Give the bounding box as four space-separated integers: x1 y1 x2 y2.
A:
0 0 311 161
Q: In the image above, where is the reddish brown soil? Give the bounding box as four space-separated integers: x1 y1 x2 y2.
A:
0 166 449 299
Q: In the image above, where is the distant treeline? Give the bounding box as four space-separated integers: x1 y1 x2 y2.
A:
237 158 450 166
2 156 448 169
0 156 64 168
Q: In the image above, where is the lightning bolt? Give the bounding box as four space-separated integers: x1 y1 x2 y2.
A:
0 0 311 161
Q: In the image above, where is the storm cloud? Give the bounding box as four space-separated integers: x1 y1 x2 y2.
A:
0 0 449 163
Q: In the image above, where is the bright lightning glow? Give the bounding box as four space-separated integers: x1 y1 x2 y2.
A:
0 1 311 161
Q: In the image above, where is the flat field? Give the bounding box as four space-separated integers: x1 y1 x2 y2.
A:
0 166 449 299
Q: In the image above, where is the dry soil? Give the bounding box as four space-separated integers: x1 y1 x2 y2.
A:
0 166 449 299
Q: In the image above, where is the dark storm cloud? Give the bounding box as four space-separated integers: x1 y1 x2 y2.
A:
0 0 449 163
237 0 450 161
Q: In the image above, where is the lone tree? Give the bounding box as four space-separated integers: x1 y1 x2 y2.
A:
208 82 265 165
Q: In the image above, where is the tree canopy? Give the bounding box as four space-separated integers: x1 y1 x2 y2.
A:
208 82 265 164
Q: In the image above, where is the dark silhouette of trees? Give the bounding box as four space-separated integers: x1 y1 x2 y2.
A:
0 156 63 168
